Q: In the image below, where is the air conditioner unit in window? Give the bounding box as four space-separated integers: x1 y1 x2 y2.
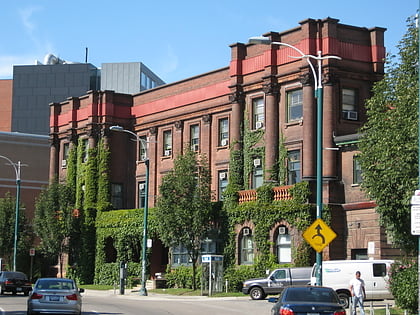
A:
243 227 251 236
139 183 145 190
61 160 67 167
140 154 147 161
343 110 358 120
221 139 229 146
192 144 199 151
253 158 261 167
219 172 227 180
255 121 264 129
278 226 287 235
164 149 171 156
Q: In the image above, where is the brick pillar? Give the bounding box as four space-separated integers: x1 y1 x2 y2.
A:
229 86 244 152
263 79 279 181
301 72 316 180
323 73 338 180
49 134 59 182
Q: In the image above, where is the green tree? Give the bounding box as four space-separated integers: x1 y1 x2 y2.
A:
156 149 212 290
34 181 74 277
0 192 28 269
358 16 418 253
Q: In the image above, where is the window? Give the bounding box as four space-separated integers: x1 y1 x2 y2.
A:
219 118 229 146
62 143 70 168
111 183 123 209
353 155 362 185
163 130 172 156
252 97 264 129
252 160 263 189
138 181 146 208
373 263 387 277
172 244 191 266
287 89 303 122
276 226 291 264
201 237 217 255
190 124 199 151
342 88 358 120
240 228 254 265
287 150 301 184
139 136 147 161
218 170 228 201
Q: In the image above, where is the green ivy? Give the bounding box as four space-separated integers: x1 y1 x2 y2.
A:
243 119 264 189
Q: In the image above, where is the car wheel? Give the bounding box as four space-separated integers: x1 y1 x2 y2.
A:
337 292 350 308
249 287 266 300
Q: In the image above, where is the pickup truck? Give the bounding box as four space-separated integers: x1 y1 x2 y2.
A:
242 267 312 300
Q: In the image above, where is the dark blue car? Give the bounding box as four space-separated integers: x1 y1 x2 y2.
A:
269 286 346 315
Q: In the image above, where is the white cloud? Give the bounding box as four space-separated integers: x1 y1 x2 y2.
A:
19 5 42 36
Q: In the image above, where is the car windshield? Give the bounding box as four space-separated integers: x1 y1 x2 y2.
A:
284 288 338 303
36 279 75 290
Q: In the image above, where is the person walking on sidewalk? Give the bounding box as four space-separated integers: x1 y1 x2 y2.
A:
349 271 366 315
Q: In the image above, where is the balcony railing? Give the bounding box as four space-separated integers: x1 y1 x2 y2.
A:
238 185 293 204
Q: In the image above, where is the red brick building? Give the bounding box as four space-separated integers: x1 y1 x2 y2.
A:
49 18 401 274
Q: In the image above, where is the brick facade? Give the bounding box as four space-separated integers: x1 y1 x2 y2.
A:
49 18 401 272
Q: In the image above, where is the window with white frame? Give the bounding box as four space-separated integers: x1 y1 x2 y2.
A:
139 135 147 161
252 158 263 189
190 124 199 152
240 228 254 265
276 226 291 264
138 181 146 208
287 89 303 122
287 150 301 184
252 97 265 129
353 155 362 185
218 170 228 201
342 88 358 120
219 118 229 146
163 130 172 156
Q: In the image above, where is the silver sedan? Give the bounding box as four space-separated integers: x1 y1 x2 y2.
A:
27 278 84 315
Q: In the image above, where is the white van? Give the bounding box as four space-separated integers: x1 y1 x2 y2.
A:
311 260 394 308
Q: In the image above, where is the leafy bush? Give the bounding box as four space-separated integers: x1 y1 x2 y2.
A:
388 258 418 314
165 265 201 289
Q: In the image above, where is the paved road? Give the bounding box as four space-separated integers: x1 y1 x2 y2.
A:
0 290 273 315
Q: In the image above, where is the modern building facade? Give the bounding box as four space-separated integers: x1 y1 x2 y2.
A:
49 18 401 276
9 58 165 136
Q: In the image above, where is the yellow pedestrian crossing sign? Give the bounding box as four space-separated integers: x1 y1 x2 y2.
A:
303 218 337 253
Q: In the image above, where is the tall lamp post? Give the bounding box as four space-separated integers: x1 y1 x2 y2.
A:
0 155 22 272
248 37 341 286
110 125 150 296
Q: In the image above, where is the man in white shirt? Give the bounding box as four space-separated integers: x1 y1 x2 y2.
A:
349 271 366 315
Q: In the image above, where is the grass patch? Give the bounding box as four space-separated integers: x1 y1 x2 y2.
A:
80 284 114 290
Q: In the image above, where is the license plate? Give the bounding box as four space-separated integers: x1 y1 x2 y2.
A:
49 296 60 301
308 313 319 315
16 288 22 291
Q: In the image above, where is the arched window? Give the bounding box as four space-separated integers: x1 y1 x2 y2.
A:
276 226 291 264
240 227 254 265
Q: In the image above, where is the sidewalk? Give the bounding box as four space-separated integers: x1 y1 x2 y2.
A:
84 289 249 301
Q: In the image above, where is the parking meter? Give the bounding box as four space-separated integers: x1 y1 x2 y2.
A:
119 261 127 295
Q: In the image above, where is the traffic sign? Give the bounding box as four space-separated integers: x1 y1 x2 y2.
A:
303 218 337 253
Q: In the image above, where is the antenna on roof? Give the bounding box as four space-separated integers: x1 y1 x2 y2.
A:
85 47 88 63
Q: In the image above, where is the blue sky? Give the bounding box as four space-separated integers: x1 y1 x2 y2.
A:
0 0 417 84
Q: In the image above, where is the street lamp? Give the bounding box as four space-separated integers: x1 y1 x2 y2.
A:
0 155 23 272
248 36 341 286
110 125 150 296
